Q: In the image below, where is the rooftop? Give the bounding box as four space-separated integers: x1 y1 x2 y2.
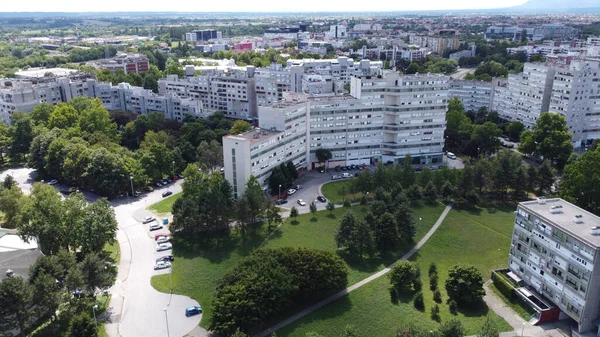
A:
225 127 281 145
520 198 600 249
15 67 77 78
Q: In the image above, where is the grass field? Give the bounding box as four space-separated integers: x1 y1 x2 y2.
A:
275 204 516 337
152 201 446 329
147 192 182 214
320 180 363 205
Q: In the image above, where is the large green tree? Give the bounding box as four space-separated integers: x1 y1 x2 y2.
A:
560 147 600 215
518 112 573 168
0 276 32 333
445 265 485 307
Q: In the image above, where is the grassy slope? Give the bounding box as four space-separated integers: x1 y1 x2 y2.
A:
147 192 182 214
320 180 363 205
275 204 516 337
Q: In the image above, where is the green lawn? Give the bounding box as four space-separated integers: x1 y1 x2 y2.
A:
151 202 446 329
275 204 516 337
147 192 182 214
321 180 364 205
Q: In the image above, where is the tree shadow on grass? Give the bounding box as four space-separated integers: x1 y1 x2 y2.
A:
327 213 336 219
454 203 483 216
456 300 490 317
271 295 355 333
310 217 318 222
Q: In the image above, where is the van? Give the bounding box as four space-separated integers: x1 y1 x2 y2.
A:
446 152 457 160
342 172 352 178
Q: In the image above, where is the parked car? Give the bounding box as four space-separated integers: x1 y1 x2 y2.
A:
156 255 174 263
155 233 168 241
430 165 437 171
335 166 341 172
162 191 173 198
342 172 352 178
317 196 327 203
275 199 288 205
177 174 185 179
149 223 163 231
161 180 168 186
154 261 171 270
446 152 457 160
48 179 58 185
295 185 303 190
166 179 173 184
287 188 297 195
156 243 172 252
297 199 306 206
5 269 14 277
341 166 347 171
142 216 156 224
154 182 162 187
279 193 288 200
185 305 202 317
331 175 341 180
361 163 368 169
157 236 170 244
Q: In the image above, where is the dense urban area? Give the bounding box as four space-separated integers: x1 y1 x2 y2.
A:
1 5 600 337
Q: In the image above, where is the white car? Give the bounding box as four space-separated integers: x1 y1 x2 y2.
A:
156 243 172 252
287 188 297 195
149 223 163 231
446 152 457 160
154 261 171 270
48 179 58 185
142 216 156 224
157 236 170 244
297 199 306 206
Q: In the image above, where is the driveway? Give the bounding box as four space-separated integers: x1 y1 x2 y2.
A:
105 181 206 337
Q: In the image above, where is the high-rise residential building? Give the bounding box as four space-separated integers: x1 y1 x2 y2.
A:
223 93 309 197
185 29 222 42
408 34 460 55
222 72 450 194
325 25 347 39
508 198 600 333
533 24 579 41
493 63 556 127
449 78 507 112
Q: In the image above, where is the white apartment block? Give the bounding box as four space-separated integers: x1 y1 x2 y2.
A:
449 78 506 112
223 93 309 197
286 57 383 86
493 63 555 127
158 68 259 120
325 25 347 39
408 35 460 55
508 198 600 333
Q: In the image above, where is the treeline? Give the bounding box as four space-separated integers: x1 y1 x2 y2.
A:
400 56 458 75
1 96 235 197
0 178 117 337
210 248 348 335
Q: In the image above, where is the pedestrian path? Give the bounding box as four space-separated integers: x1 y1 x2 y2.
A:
255 203 453 337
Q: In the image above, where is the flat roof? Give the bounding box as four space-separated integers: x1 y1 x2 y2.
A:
225 128 281 146
520 198 600 249
15 67 77 78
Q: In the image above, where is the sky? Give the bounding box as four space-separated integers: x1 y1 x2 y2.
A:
2 0 531 13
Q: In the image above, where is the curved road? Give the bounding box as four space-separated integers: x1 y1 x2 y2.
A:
102 182 205 337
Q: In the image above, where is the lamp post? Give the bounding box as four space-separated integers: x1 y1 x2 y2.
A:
129 175 134 198
521 322 525 337
92 304 98 327
172 161 175 178
169 264 173 293
164 308 170 337
278 184 282 199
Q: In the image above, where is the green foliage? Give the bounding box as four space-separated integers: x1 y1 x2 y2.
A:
210 248 348 335
518 112 573 168
449 299 458 315
491 272 516 301
290 206 299 220
430 304 441 322
439 318 466 337
229 120 252 135
389 261 419 293
0 276 32 333
478 316 499 337
433 289 442 303
413 291 425 311
445 265 485 307
561 147 600 215
315 148 333 164
67 312 98 337
327 201 335 214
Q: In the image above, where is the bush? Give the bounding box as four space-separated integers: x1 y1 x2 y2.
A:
492 272 516 300
439 318 465 337
413 291 425 311
445 265 485 307
343 200 352 208
428 262 438 277
433 289 442 303
413 278 422 292
429 274 438 291
431 304 441 322
210 248 348 335
389 261 419 293
449 299 458 315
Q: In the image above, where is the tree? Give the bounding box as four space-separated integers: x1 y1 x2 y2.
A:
519 112 573 168
423 181 438 200
537 160 555 196
265 203 282 231
48 103 79 129
10 113 34 161
67 312 98 337
441 181 454 199
395 202 416 242
506 121 525 141
336 211 356 251
413 291 424 311
351 219 374 261
561 147 600 215
286 161 299 180
80 252 117 294
310 201 317 218
472 122 502 156
0 186 27 228
0 276 32 333
375 212 398 253
78 198 118 254
439 319 466 337
407 184 422 200
478 316 499 337
32 272 62 320
326 201 335 215
30 102 54 126
165 61 185 78
315 148 333 167
290 206 299 222
196 140 223 170
389 261 418 292
229 120 252 135
445 265 485 306
431 304 441 322
242 175 266 225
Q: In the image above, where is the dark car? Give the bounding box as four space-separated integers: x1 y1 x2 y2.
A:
166 179 173 184
162 191 173 198
154 182 162 187
335 166 341 172
341 166 347 171
185 305 202 317
317 196 327 203
415 167 423 172
156 255 174 263
275 199 288 205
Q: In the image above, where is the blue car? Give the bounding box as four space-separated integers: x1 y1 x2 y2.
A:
185 305 202 317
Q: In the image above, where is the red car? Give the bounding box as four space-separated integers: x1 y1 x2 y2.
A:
155 233 168 241
279 193 288 200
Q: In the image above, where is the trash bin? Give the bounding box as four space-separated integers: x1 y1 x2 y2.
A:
162 217 169 225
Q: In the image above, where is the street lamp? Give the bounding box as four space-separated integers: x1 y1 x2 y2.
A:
164 308 170 337
278 184 282 199
129 175 134 198
521 322 525 337
92 304 98 327
169 264 173 293
172 161 175 178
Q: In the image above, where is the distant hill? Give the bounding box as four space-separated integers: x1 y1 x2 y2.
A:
512 0 600 10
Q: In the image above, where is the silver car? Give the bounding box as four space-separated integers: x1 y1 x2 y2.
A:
156 243 172 252
154 261 171 270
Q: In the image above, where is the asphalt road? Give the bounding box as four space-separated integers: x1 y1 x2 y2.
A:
449 67 475 80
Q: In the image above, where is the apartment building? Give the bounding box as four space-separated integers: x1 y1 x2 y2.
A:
508 198 600 333
185 29 222 42
286 57 383 86
408 34 460 55
533 24 579 41
449 78 507 112
101 54 150 74
223 93 309 196
493 63 556 127
158 67 259 120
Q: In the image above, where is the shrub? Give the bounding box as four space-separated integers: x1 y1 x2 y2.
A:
492 272 516 300
433 289 442 303
430 274 439 291
413 278 422 292
413 291 425 311
439 318 465 337
428 262 438 277
430 304 441 322
449 299 458 315
389 261 418 293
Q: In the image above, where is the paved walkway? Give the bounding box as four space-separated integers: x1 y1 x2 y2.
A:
255 203 453 337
